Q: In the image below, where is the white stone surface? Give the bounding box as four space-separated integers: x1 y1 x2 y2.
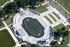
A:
13 8 54 46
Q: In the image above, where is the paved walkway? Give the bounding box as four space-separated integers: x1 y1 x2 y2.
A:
35 2 48 8
1 1 11 8
37 16 48 27
2 21 20 47
0 27 6 31
11 0 13 2
41 16 51 25
1 0 13 8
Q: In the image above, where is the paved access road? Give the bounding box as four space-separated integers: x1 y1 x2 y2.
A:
48 0 70 21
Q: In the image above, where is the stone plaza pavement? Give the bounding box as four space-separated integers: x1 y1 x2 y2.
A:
40 6 69 27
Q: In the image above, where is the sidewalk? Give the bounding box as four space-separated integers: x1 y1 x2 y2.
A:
2 21 20 47
1 0 13 8
0 27 6 31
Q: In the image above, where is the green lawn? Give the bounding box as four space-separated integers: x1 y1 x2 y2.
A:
0 0 10 6
44 16 52 24
36 1 45 5
21 44 31 47
5 13 15 25
56 0 70 13
21 44 47 47
53 23 65 40
30 4 49 13
0 22 5 28
48 14 57 22
66 25 70 30
67 20 70 24
51 32 69 47
52 23 70 47
53 23 70 33
52 12 61 20
0 29 15 47
53 23 64 32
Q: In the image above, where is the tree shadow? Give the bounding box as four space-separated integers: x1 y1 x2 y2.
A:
63 30 69 36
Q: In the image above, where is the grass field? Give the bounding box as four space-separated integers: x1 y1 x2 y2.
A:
53 23 65 40
44 16 52 24
0 29 15 47
30 4 49 13
0 22 5 28
56 0 70 13
48 14 57 22
21 44 31 47
53 23 64 32
51 32 69 47
53 23 70 31
22 18 44 38
67 20 70 24
5 13 15 25
0 0 10 6
52 23 70 47
52 12 61 20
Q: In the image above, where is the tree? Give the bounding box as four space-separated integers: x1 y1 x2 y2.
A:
62 27 65 31
31 44 40 47
40 0 44 2
0 10 6 18
14 0 44 8
50 41 57 46
3 2 18 14
21 45 27 47
57 29 62 36
64 30 69 36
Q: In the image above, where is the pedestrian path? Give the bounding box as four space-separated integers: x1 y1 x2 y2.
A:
1 0 13 8
0 27 6 31
35 2 48 8
41 16 51 25
2 21 20 47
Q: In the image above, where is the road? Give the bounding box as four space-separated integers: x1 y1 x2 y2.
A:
48 0 70 21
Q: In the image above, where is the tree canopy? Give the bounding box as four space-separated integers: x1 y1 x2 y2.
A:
0 10 6 18
3 2 18 14
21 44 40 47
0 0 44 19
31 44 40 47
15 0 44 8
